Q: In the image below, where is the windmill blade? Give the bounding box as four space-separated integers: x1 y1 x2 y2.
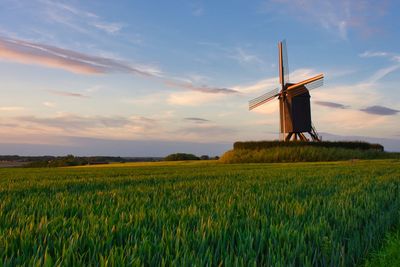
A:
286 76 324 97
281 40 289 84
304 76 324 91
287 74 324 91
249 87 279 110
278 40 290 89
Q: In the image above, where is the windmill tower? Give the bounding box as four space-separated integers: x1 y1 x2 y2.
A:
249 40 324 142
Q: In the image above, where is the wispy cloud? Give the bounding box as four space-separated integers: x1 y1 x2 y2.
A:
0 36 158 75
47 90 89 98
359 50 400 63
263 0 389 39
184 117 211 123
0 106 25 111
359 51 390 58
167 91 223 106
192 7 204 16
360 105 399 116
6 114 159 139
0 36 233 94
177 125 237 141
43 101 56 108
368 65 400 84
229 47 264 65
314 101 350 109
165 80 238 94
233 68 317 94
91 22 123 34
359 50 400 83
39 0 123 35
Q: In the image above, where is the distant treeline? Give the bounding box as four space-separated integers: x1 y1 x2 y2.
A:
164 153 219 161
0 155 163 168
234 141 384 151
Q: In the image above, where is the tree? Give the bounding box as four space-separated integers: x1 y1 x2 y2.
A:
164 153 199 161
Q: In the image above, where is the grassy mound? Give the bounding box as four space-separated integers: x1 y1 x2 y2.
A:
234 140 384 151
220 146 399 163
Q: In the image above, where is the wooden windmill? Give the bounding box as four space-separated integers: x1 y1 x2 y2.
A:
249 40 324 142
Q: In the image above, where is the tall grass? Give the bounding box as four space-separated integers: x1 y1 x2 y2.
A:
0 161 399 266
234 140 384 151
364 230 400 267
220 146 400 163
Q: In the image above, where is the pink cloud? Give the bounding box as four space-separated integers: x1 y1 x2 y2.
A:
0 37 156 75
0 36 235 94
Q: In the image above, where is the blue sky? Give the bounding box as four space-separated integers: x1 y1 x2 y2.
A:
0 0 399 155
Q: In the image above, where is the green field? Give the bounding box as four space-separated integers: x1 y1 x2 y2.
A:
1 160 400 266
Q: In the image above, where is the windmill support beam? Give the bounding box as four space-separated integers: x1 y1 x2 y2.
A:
308 132 321 142
299 133 308 141
284 132 293 142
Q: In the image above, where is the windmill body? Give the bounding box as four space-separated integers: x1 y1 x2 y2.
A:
279 88 311 133
249 40 323 142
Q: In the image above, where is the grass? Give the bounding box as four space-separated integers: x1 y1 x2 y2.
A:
364 230 400 267
0 159 399 266
220 147 400 163
234 140 384 151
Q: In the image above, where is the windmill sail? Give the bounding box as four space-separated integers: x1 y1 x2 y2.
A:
249 88 279 110
281 40 289 85
304 77 324 91
278 40 290 90
287 74 324 91
286 75 323 97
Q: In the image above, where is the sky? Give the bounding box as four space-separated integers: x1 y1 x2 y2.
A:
0 0 399 156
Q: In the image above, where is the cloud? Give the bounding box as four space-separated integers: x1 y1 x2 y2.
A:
165 80 238 94
6 114 160 140
358 51 400 83
167 91 223 106
359 51 390 58
367 65 400 84
40 0 98 19
39 0 123 34
177 125 237 141
18 115 131 130
263 0 389 39
360 105 399 116
193 7 204 16
0 106 25 111
91 22 123 34
122 93 166 106
0 113 238 143
359 50 400 63
184 117 211 123
0 36 158 75
233 68 317 94
229 47 264 65
314 101 350 109
47 90 89 98
0 36 232 95
43 101 56 108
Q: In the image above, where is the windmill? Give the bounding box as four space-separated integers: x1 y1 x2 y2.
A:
249 40 324 142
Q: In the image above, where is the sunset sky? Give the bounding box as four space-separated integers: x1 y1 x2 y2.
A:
0 0 399 155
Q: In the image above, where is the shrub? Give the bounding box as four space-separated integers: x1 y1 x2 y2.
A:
164 153 200 161
233 140 384 151
220 146 399 163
